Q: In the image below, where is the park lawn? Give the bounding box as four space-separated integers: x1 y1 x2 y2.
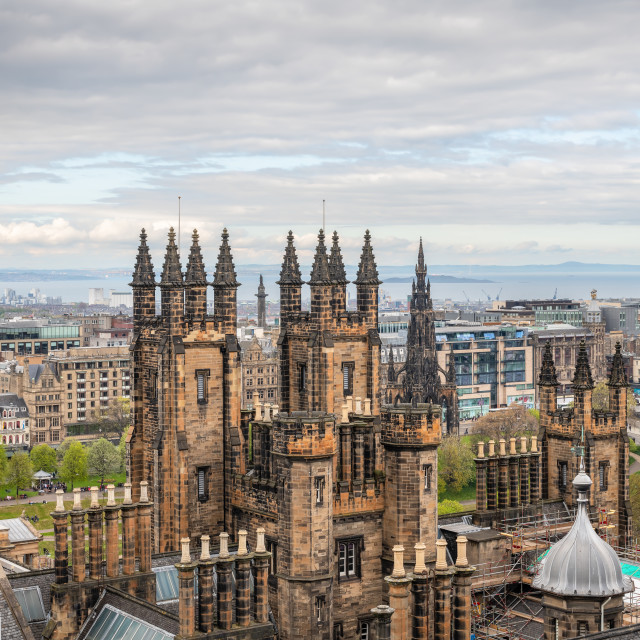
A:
0 485 39 500
439 482 476 504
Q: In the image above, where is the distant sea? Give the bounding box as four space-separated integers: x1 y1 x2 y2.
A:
2 264 640 304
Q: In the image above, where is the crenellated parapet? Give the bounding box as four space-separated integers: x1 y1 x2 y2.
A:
271 412 337 458
381 402 442 448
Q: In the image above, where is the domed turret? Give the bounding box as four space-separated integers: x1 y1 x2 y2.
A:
533 466 632 597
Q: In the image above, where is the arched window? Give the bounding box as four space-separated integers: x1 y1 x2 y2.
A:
8 436 13 444
2 436 5 444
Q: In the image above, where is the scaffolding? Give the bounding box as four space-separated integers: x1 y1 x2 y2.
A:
471 505 640 639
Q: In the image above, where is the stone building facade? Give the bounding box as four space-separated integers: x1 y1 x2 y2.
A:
239 336 278 409
538 340 631 547
128 227 459 640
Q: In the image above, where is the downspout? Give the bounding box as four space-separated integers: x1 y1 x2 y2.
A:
601 595 612 631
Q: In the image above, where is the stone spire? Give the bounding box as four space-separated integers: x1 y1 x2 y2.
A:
131 228 156 286
212 228 239 289
387 346 396 383
608 342 628 388
538 343 559 387
277 231 303 285
354 230 381 285
329 231 348 284
447 349 457 385
256 274 267 328
572 340 594 390
184 229 207 285
309 229 331 284
416 237 427 289
160 227 183 286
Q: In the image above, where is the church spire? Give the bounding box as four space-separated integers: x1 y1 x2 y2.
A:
447 349 457 385
608 342 628 388
387 345 396 383
329 231 348 284
131 228 155 286
309 229 331 284
355 230 381 285
160 227 183 286
539 343 559 387
184 229 207 285
572 340 594 390
212 228 239 289
277 231 303 285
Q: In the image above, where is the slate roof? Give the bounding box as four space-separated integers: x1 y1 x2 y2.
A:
0 518 39 543
0 394 28 414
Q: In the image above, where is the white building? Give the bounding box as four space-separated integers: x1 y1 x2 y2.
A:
0 393 29 448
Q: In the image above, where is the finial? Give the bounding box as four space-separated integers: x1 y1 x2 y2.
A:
355 229 381 286
328 230 348 284
160 227 183 286
309 228 331 284
185 228 207 285
131 227 156 287
213 228 240 288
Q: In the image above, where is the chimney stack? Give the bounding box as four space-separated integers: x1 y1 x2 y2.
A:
87 487 103 580
177 538 197 638
53 490 68 584
254 528 270 624
198 535 215 633
386 546 411 640
452 536 475 640
411 543 428 640
433 539 453 640
121 482 136 575
70 488 86 583
236 530 252 627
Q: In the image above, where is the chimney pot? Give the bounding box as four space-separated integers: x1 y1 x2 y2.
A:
139 480 149 502
272 404 279 417
55 489 65 512
391 545 405 577
477 441 485 458
106 484 116 506
456 536 469 568
364 398 371 416
347 395 354 412
509 437 516 455
488 440 495 456
73 487 82 510
341 404 349 423
414 542 427 574
200 535 210 560
436 539 448 570
499 439 506 456
219 532 229 558
355 396 362 414
264 403 271 422
256 527 266 553
238 529 248 556
90 486 99 508
531 435 538 453
255 400 263 420
180 537 191 563
123 482 132 504
520 436 527 454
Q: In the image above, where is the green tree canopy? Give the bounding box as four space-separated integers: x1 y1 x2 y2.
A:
0 446 7 485
91 397 131 437
118 432 127 473
59 442 88 490
30 444 57 474
56 438 74 463
592 381 636 413
474 403 539 442
87 438 120 487
438 436 475 493
6 452 33 498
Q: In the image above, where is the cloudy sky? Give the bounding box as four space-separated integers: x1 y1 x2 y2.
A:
2 1 640 270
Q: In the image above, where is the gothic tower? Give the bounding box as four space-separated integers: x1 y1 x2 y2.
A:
539 340 631 546
398 240 459 435
256 274 267 328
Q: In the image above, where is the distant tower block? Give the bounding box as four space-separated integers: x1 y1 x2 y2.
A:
256 274 267 328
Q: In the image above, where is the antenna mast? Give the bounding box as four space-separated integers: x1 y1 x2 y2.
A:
178 196 181 256
322 199 325 232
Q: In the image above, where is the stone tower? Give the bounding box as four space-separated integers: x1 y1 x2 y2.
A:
397 240 459 435
539 340 631 546
533 466 632 639
256 274 267 328
277 230 382 416
129 227 242 553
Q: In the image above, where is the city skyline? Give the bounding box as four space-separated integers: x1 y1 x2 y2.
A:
2 1 640 268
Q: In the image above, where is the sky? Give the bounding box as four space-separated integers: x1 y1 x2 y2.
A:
2 1 640 270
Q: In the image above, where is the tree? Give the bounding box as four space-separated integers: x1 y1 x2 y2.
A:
591 381 636 413
438 436 475 493
59 442 88 490
117 432 127 473
0 446 7 485
6 453 33 498
474 403 539 442
92 397 131 437
438 499 466 516
56 438 74 463
87 438 120 487
30 444 57 473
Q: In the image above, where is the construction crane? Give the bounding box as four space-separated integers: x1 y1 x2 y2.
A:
481 289 491 302
462 290 471 303
553 288 558 300
496 288 503 301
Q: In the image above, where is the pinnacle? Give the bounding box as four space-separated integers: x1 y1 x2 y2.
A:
160 227 183 286
608 342 628 388
572 339 594 390
447 350 456 384
131 228 156 287
417 237 426 274
355 229 381 286
309 229 332 284
184 229 207 285
277 230 303 286
538 342 559 387
212 228 240 288
329 231 348 284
